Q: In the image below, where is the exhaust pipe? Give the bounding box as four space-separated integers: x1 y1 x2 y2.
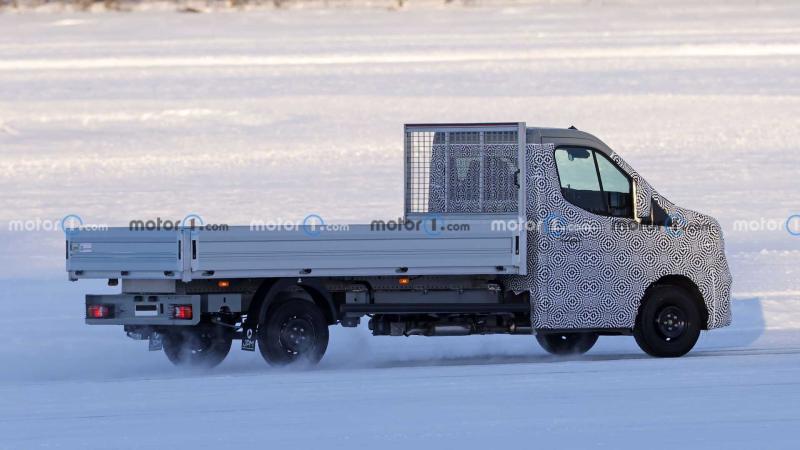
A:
404 324 473 336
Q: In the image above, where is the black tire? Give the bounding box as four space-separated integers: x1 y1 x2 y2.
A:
536 332 598 355
258 299 329 366
634 284 702 357
162 323 233 368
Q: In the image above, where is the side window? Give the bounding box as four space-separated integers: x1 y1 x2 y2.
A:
595 152 633 218
554 148 606 215
448 155 481 208
554 147 633 218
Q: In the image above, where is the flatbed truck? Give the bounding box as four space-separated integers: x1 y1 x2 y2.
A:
67 123 732 367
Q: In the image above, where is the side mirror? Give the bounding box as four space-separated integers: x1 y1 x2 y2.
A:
634 179 652 221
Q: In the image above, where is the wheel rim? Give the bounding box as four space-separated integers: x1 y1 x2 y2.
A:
167 329 216 358
189 329 216 355
655 305 687 340
279 315 316 356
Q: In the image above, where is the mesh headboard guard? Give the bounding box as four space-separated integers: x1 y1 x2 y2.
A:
404 123 526 217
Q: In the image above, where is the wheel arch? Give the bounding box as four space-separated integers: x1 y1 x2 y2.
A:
643 275 709 330
248 278 338 327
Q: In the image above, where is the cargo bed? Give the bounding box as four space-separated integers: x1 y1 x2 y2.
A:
66 221 525 281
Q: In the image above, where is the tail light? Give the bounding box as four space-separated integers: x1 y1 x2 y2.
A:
87 304 111 319
172 305 193 320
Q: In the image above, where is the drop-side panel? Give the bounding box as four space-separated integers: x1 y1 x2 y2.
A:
190 223 520 278
66 222 521 280
67 229 181 279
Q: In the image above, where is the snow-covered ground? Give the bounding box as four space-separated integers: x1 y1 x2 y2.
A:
1 1 800 448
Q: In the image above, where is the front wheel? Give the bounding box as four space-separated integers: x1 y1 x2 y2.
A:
162 323 233 368
634 284 702 357
258 299 329 366
536 332 598 355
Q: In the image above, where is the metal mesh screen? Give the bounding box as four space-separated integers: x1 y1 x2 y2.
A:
406 131 434 214
406 127 519 215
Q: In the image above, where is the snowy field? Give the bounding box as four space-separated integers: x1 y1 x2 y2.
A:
1 0 800 448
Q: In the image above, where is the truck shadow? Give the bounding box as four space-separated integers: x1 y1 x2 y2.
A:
157 295 777 377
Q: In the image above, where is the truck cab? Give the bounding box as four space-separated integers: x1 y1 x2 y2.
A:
68 123 732 367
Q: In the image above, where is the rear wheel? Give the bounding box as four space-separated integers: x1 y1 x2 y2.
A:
536 332 598 355
634 284 702 357
258 299 329 366
162 323 233 368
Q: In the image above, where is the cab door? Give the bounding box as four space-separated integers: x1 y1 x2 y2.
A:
533 134 638 329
